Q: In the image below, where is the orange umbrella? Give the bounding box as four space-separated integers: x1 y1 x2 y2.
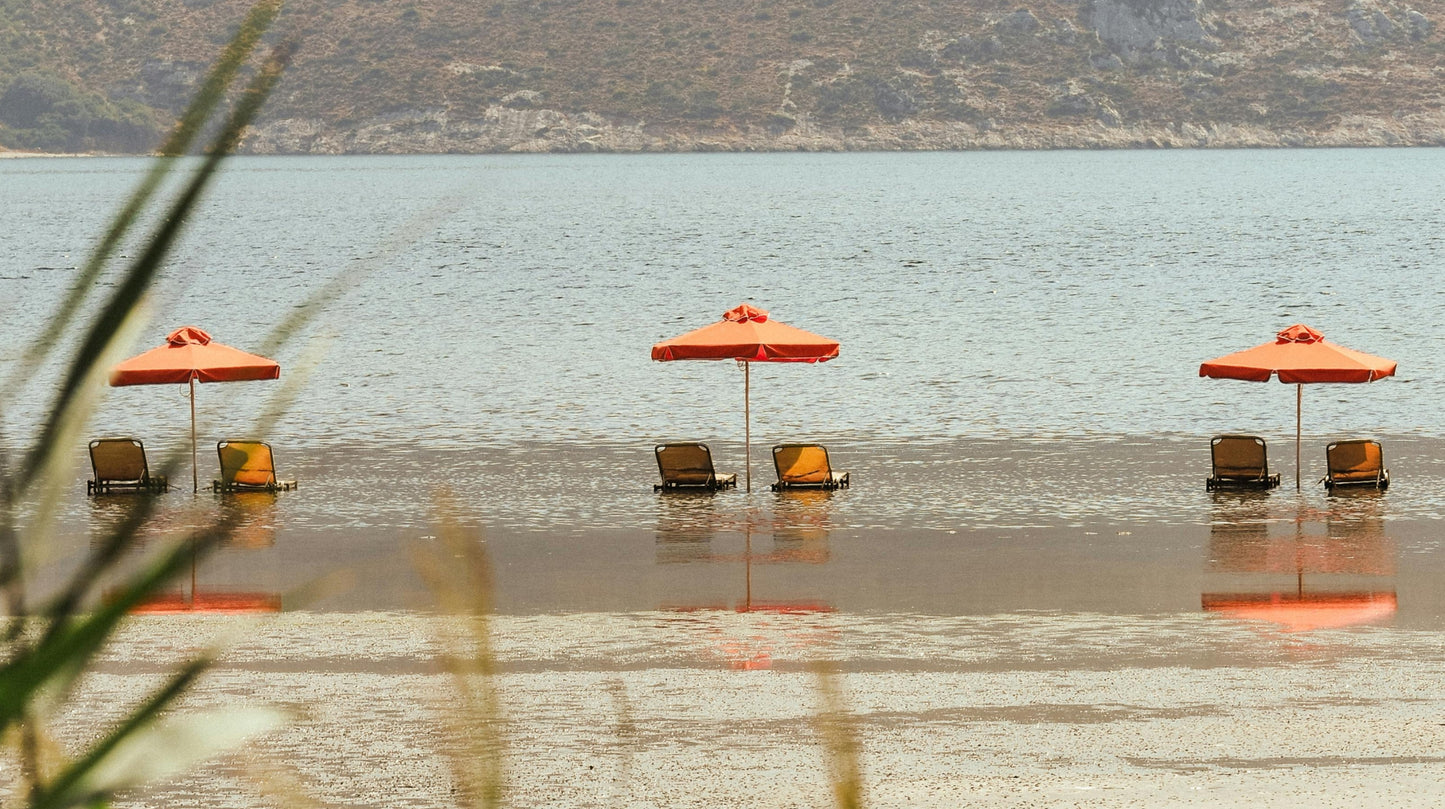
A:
111 326 280 492
653 304 839 491
1199 324 1395 488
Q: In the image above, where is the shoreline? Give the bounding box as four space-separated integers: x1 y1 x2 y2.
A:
0 150 107 159
4 141 1445 159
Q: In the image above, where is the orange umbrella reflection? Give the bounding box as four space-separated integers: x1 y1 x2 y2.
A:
125 590 282 614
1202 591 1395 632
657 499 837 668
102 495 282 614
105 548 282 614
1203 504 1395 632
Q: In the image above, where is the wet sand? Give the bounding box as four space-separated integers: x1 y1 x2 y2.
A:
46 608 1445 808
20 435 1445 806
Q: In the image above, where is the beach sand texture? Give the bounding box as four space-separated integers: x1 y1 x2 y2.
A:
38 610 1445 808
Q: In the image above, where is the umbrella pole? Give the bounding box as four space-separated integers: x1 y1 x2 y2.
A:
1296 383 1302 490
190 377 198 494
744 360 751 493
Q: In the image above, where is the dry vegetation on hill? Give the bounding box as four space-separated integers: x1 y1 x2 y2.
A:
3 0 1444 153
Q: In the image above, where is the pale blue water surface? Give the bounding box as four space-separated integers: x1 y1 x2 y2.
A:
4 149 1443 446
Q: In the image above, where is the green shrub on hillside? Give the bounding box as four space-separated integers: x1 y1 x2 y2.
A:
0 70 157 153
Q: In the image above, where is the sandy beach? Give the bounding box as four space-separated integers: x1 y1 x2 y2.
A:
38 606 1445 808
0 150 95 158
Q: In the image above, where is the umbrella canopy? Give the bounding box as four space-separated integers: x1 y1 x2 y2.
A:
653 304 839 491
1199 324 1395 488
111 326 280 492
111 325 280 385
652 303 840 363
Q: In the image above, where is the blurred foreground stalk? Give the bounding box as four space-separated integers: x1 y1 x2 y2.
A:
0 3 299 806
415 490 508 809
815 664 866 809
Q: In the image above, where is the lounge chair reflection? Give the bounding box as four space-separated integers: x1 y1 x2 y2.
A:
87 437 168 495
1205 434 1280 490
654 443 737 492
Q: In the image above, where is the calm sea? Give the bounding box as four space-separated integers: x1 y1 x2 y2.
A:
2 150 1443 616
5 149 1443 444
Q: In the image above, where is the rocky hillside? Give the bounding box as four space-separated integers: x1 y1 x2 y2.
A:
2 0 1444 154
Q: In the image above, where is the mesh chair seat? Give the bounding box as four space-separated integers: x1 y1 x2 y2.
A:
654 443 736 491
214 441 297 493
1324 439 1389 490
771 444 850 491
87 438 168 495
1206 435 1280 490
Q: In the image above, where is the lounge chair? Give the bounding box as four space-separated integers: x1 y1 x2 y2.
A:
1205 435 1280 490
770 444 850 491
214 441 297 493
1324 439 1389 490
654 443 737 491
87 438 168 495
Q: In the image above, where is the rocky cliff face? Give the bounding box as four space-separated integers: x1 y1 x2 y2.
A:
4 0 1445 154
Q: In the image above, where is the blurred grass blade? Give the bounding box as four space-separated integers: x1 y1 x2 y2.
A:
0 524 229 731
0 0 283 405
41 697 285 809
814 664 865 809
2 8 301 807
414 491 506 809
11 304 148 585
18 37 296 494
160 0 284 155
37 479 164 626
31 658 211 809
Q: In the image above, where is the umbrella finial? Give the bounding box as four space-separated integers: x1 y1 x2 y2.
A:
724 304 768 323
167 326 213 346
1276 324 1324 344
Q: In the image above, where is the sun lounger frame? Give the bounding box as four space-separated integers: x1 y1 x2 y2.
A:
654 443 737 492
87 437 168 495
1205 434 1280 490
1323 439 1390 491
770 444 850 491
